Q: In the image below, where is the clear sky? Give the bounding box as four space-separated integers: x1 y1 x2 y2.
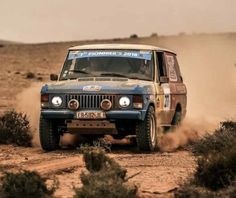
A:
1 0 236 43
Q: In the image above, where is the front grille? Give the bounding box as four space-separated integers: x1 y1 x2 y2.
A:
66 94 116 109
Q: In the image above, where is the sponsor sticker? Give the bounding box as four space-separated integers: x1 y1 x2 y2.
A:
166 55 178 82
82 85 102 92
161 84 171 111
68 50 152 60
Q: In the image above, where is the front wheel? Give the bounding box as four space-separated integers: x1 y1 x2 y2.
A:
39 116 60 151
136 106 157 151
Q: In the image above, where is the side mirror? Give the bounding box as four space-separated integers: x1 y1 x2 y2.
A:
50 74 58 81
160 76 169 83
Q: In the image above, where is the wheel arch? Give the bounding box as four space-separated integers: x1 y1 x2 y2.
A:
171 103 182 125
175 103 182 113
141 101 155 120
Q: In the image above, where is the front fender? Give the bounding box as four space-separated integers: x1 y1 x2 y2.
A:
141 94 156 120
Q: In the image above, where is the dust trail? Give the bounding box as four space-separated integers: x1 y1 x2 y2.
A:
16 82 43 146
158 119 217 152
15 82 79 147
154 35 236 152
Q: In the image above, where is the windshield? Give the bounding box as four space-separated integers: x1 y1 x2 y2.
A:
59 50 154 81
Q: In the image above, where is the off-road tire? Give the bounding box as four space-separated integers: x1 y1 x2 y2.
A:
136 106 157 151
172 111 182 126
39 116 60 151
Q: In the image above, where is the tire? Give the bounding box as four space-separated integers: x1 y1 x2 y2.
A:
39 116 60 151
172 111 182 126
136 106 157 151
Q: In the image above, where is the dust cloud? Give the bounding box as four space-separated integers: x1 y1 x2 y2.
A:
15 82 80 147
16 83 43 146
155 34 236 151
158 119 217 152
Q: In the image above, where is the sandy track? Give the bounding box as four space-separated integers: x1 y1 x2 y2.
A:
0 145 196 198
26 156 83 175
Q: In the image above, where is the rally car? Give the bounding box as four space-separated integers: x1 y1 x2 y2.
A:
40 44 187 151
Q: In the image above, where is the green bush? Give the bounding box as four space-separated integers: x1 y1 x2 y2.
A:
74 146 138 198
191 121 236 155
0 171 57 198
0 110 32 146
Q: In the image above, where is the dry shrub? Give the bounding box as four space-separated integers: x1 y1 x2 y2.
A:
25 72 36 79
174 185 216 198
74 146 138 198
37 76 43 81
150 33 158 37
175 121 236 197
226 183 236 198
0 110 32 146
175 183 236 198
130 34 138 38
194 144 236 190
0 171 57 198
191 121 236 155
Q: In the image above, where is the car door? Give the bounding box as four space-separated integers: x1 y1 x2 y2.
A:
154 51 172 126
163 52 187 124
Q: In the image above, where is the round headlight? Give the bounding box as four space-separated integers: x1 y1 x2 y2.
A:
100 99 112 111
51 96 62 107
68 99 79 110
119 96 130 108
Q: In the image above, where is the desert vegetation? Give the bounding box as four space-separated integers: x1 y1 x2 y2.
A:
0 170 57 198
191 121 236 155
25 71 36 79
0 110 32 147
175 121 236 198
0 109 235 197
74 146 138 198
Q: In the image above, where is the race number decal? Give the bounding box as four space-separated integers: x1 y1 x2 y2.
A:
166 55 178 82
161 84 171 111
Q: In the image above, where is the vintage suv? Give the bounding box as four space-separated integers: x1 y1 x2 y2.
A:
40 44 187 151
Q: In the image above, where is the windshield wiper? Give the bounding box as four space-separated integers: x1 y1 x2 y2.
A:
99 72 128 78
129 77 150 81
69 69 90 74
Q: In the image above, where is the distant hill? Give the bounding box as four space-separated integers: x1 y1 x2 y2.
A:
0 39 21 45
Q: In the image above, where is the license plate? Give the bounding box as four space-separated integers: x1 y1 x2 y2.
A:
76 111 106 119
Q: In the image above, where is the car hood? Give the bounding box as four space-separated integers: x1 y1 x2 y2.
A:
41 78 155 95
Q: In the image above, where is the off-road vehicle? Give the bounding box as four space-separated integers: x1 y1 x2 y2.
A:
40 44 187 151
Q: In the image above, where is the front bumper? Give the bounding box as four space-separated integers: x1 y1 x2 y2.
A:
41 109 145 120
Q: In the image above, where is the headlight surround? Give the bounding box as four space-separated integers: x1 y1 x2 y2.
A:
51 96 63 107
119 96 130 108
68 99 79 110
101 99 112 111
